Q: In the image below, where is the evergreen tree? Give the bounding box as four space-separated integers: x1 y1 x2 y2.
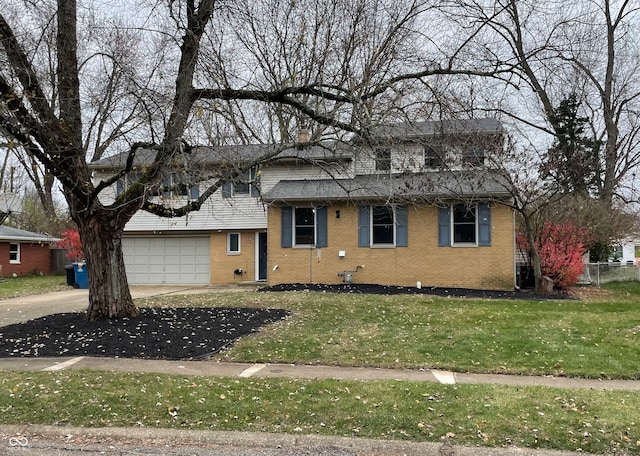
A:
540 94 600 197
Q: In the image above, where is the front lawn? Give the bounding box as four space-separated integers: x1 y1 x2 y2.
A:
139 283 640 379
0 275 68 300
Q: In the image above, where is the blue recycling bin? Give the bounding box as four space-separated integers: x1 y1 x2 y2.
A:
73 262 88 289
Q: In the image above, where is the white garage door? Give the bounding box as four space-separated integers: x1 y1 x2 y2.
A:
122 237 210 285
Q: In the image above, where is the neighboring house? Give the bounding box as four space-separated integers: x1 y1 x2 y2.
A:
608 238 639 265
0 226 60 277
90 118 516 290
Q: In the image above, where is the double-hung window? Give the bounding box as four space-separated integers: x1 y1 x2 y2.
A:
463 145 485 166
453 204 477 244
438 203 491 247
9 243 20 263
374 148 391 171
294 207 315 246
371 206 395 245
116 172 199 200
358 205 408 248
424 146 444 168
222 167 260 198
281 206 328 248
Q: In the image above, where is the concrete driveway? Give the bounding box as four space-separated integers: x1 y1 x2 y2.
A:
0 285 232 327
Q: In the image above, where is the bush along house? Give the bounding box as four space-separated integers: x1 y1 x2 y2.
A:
90 118 516 290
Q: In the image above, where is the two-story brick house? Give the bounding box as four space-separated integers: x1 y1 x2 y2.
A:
90 118 516 290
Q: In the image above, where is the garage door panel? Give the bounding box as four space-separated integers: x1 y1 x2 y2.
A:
123 237 210 285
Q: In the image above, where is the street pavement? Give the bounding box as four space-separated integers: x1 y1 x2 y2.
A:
1 286 636 455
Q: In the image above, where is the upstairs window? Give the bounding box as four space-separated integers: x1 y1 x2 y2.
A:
424 146 444 168
375 148 391 171
222 167 260 198
116 172 199 200
160 173 192 199
463 145 485 166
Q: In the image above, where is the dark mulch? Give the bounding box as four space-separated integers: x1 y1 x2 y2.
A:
0 307 289 361
258 282 565 300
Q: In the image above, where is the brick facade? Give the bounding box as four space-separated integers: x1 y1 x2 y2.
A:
267 202 515 290
210 230 261 284
0 242 53 277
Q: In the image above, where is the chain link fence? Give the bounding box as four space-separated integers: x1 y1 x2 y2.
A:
579 262 640 287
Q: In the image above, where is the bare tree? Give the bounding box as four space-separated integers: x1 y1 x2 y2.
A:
1 0 511 319
449 0 640 205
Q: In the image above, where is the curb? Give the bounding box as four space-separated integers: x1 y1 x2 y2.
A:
0 425 598 456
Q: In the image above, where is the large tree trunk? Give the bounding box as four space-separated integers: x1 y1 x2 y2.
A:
76 213 139 321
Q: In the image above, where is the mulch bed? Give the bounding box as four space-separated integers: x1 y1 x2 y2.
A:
258 282 563 300
0 307 289 361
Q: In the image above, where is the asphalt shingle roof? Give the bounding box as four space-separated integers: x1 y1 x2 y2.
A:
89 118 504 170
89 143 353 170
262 170 512 203
0 226 59 243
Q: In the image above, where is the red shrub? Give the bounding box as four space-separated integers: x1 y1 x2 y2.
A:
518 223 588 289
57 229 84 262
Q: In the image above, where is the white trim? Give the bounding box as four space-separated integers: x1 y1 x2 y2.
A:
370 205 396 247
451 203 478 247
293 206 316 247
9 242 20 264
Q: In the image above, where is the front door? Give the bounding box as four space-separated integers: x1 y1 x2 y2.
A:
257 232 267 281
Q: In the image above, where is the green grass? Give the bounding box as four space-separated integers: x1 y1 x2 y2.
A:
138 285 640 379
1 370 638 454
0 275 68 300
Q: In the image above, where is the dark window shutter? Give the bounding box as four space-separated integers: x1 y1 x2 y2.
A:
116 178 124 196
438 206 451 247
396 205 408 247
161 177 171 199
222 182 232 198
358 206 370 247
281 206 293 248
190 184 199 199
316 206 328 247
478 203 491 246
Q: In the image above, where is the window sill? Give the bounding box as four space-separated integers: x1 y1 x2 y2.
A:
370 244 396 249
227 252 241 256
9 261 20 264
